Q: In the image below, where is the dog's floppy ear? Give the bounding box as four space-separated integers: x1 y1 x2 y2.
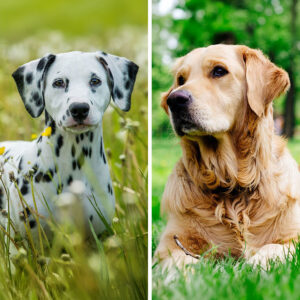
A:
12 54 56 118
97 51 139 111
161 56 185 115
239 46 290 117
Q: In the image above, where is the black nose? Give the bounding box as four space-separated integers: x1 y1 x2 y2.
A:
167 90 192 112
69 102 90 122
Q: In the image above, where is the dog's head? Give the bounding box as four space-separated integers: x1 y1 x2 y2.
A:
12 51 139 133
162 45 289 137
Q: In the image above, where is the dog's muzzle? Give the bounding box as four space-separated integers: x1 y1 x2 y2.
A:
167 90 196 136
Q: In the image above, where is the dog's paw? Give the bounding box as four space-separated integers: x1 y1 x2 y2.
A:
155 250 199 284
247 244 293 269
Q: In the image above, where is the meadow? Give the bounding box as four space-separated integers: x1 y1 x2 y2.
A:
0 28 148 299
152 135 300 300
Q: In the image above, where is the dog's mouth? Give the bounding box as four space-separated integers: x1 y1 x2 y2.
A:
171 115 206 137
64 124 96 133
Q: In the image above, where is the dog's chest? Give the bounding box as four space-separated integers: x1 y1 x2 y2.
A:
0 130 115 238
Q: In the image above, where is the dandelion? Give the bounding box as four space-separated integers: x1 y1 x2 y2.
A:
31 133 38 140
0 147 5 155
41 126 52 137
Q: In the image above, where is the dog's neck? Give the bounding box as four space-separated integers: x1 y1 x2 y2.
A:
35 111 106 174
180 106 275 196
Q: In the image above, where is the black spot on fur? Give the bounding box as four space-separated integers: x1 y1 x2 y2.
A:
45 111 56 135
90 132 94 142
72 160 76 170
37 58 46 71
89 148 92 158
63 115 66 121
37 148 42 156
89 215 93 222
127 62 138 81
102 52 108 56
76 135 80 144
37 79 41 89
100 138 103 157
100 139 106 163
18 157 23 171
20 184 28 195
55 135 64 157
71 144 76 157
108 68 114 88
35 172 43 183
43 169 54 182
66 109 70 117
65 78 69 93
37 136 42 143
125 80 130 90
25 72 33 84
80 134 84 141
31 92 42 106
12 66 25 95
29 220 36 228
83 147 88 157
33 92 39 101
0 188 4 209
67 175 73 185
114 87 123 99
25 207 31 216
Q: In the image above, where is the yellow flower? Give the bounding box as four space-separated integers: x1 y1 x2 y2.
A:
0 147 5 155
41 127 52 137
31 133 38 140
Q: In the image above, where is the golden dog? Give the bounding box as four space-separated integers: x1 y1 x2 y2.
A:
155 44 300 269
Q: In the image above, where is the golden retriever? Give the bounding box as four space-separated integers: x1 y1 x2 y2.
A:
155 44 300 270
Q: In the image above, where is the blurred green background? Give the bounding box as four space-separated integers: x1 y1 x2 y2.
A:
0 1 148 299
153 0 300 138
152 1 300 299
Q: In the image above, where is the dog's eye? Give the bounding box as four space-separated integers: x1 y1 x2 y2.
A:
212 66 228 78
177 75 185 86
90 78 101 86
53 79 65 88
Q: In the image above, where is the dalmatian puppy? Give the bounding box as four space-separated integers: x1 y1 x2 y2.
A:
0 51 138 243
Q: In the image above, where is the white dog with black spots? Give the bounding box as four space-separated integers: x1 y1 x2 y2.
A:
0 51 138 243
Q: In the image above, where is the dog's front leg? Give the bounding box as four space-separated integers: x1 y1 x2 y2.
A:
154 216 207 273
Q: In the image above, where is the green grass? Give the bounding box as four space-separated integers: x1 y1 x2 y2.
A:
152 135 300 299
0 27 147 299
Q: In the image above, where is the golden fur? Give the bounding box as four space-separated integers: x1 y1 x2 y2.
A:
155 45 300 269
